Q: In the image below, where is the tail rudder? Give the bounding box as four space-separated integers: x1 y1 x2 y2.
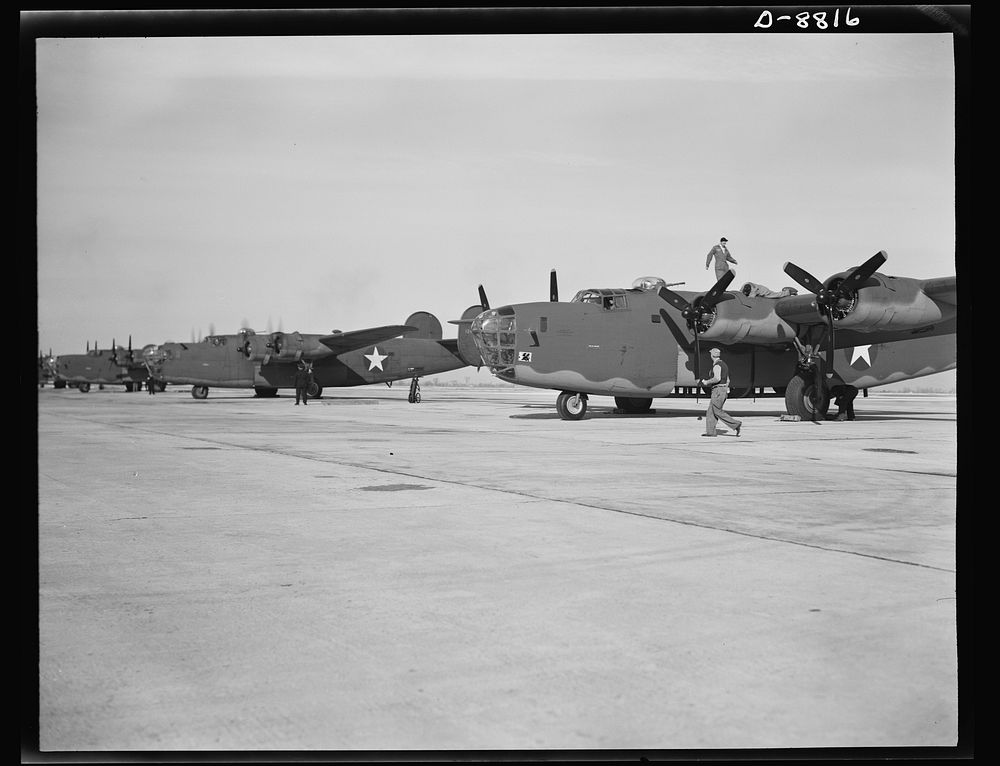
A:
403 311 443 340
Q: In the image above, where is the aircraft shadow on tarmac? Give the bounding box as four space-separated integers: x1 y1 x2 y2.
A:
510 405 954 422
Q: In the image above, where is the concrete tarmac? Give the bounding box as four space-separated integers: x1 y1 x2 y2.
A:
35 384 960 752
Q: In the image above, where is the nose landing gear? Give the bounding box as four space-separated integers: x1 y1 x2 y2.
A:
556 391 588 420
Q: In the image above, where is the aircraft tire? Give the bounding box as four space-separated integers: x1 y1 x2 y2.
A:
125 382 134 392
784 374 829 419
191 385 209 400
614 396 652 414
306 382 322 400
157 380 167 392
253 386 279 398
556 391 588 420
54 380 66 389
78 382 91 393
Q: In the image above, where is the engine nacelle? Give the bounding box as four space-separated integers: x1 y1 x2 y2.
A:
241 331 335 362
826 275 956 331
694 312 798 345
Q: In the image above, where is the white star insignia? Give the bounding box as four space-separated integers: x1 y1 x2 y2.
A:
849 345 872 367
364 346 389 372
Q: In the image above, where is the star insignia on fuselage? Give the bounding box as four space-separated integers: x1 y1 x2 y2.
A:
849 345 872 367
364 346 389 372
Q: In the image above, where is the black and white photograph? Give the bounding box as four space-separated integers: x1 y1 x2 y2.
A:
26 6 969 760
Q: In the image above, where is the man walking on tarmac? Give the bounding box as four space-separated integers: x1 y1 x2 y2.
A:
698 346 743 437
294 363 313 405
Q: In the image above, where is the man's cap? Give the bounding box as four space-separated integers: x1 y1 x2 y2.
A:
720 237 728 242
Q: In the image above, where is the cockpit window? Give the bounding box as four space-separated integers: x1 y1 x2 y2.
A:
571 289 628 310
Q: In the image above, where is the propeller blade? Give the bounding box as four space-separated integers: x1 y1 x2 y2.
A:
550 270 558 302
478 285 490 310
657 286 691 313
783 262 825 295
840 250 887 292
825 313 835 373
701 270 736 308
694 330 701 381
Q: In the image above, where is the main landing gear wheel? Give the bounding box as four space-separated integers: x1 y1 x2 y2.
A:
408 377 421 404
191 385 209 400
556 391 588 420
306 381 323 400
614 396 652 414
254 386 279 398
78 382 91 393
784 374 829 420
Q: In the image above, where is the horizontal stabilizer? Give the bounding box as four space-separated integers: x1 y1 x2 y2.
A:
319 325 416 354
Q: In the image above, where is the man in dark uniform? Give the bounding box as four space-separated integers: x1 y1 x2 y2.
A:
147 376 156 395
830 384 858 421
698 346 743 437
294 363 312 405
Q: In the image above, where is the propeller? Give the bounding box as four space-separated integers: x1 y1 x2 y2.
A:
657 270 736 381
550 269 558 302
783 250 886 370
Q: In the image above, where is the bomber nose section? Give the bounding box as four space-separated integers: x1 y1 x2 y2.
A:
470 307 517 376
142 343 173 376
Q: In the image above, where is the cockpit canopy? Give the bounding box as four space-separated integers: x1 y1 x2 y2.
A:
572 288 630 308
631 276 668 291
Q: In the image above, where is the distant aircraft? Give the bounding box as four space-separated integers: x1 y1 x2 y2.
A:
53 338 160 393
468 252 956 419
145 309 485 400
38 349 56 387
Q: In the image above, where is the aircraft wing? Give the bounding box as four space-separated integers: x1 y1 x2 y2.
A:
921 275 957 306
318 325 417 354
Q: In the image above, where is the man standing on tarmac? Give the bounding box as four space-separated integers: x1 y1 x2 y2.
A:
294 363 313 406
698 346 743 437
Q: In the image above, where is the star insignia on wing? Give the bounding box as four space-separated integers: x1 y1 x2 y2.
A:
364 346 389 372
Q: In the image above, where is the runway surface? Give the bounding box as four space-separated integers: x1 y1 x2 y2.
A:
35 384 960 752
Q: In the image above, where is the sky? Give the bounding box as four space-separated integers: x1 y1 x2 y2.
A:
32 14 959 386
